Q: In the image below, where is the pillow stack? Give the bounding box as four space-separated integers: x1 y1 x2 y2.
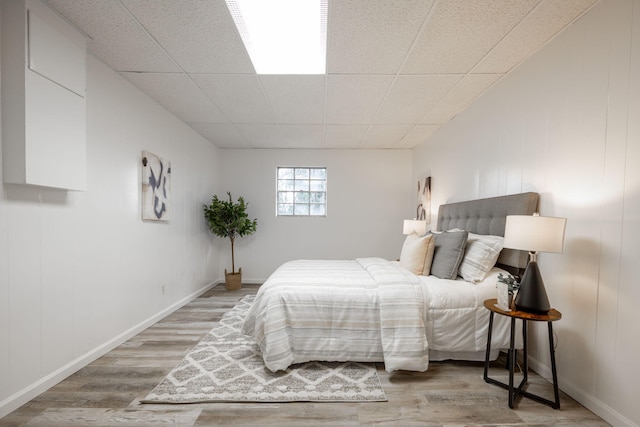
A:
398 228 504 283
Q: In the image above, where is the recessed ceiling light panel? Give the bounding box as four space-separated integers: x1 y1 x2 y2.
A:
226 0 327 74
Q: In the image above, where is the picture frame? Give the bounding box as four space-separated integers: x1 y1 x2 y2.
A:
417 176 431 223
141 150 171 221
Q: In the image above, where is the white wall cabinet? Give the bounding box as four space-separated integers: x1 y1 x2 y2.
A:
1 0 87 191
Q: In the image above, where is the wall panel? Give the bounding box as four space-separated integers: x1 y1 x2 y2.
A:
412 0 639 425
219 149 413 282
615 0 640 422
0 52 221 417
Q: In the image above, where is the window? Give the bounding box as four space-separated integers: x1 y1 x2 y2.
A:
277 167 326 216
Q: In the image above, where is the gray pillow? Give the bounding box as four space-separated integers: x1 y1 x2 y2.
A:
429 230 469 280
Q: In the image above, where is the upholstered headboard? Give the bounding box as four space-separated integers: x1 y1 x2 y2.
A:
436 192 539 269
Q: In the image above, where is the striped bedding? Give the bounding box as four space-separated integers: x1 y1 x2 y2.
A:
241 257 516 372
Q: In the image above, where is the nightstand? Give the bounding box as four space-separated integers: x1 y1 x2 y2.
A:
483 298 562 409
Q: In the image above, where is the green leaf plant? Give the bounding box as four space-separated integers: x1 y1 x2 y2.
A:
497 273 520 295
203 192 257 274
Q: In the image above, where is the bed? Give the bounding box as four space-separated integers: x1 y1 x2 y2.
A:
241 192 539 372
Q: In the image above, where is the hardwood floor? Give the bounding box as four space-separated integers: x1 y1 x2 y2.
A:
1 284 609 426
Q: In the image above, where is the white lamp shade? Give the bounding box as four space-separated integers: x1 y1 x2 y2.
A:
503 215 566 253
403 219 427 235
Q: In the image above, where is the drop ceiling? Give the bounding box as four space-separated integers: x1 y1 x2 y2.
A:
45 0 598 149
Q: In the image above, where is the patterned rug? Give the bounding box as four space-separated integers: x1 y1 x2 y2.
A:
141 295 387 403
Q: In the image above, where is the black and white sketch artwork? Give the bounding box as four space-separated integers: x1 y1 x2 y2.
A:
142 151 171 221
416 177 431 223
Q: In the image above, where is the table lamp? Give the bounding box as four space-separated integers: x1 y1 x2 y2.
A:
403 219 427 235
503 213 566 313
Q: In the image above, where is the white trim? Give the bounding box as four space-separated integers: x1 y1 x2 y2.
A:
0 282 217 419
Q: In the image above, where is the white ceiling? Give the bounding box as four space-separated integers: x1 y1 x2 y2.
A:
45 0 597 149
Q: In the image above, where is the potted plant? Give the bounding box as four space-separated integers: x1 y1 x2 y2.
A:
203 192 257 291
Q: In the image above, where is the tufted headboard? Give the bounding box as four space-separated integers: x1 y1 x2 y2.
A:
436 192 539 270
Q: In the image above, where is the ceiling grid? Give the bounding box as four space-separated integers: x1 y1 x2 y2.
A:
45 0 599 149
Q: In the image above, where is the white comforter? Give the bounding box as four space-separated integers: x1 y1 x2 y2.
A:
241 257 516 372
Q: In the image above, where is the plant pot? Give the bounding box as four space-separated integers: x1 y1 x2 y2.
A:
225 268 242 291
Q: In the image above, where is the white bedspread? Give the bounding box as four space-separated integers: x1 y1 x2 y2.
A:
241 258 518 372
241 257 429 372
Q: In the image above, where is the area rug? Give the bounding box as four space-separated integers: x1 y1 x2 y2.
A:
140 295 387 403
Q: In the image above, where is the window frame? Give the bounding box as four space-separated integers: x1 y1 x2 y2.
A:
276 166 327 217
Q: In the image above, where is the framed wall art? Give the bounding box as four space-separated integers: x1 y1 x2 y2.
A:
142 150 171 221
416 176 431 223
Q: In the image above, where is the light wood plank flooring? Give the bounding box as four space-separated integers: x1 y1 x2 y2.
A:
1 284 609 426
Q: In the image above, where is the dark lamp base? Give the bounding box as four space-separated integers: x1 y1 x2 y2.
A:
514 261 551 314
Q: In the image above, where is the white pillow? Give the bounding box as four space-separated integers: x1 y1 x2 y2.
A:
399 233 434 275
457 232 504 283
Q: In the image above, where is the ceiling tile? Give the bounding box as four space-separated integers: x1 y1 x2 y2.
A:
188 123 249 148
374 75 463 124
46 0 179 72
325 75 394 124
397 125 440 148
422 74 502 124
473 0 598 73
361 125 413 148
235 124 287 148
280 125 324 148
121 0 255 73
327 0 435 74
191 74 275 124
323 125 369 148
121 72 228 123
259 75 326 124
401 0 539 74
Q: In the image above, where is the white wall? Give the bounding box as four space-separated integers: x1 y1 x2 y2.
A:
413 1 639 426
219 149 413 281
0 49 222 416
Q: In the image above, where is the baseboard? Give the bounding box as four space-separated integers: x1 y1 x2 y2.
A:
527 356 636 427
212 278 265 287
239 278 267 285
0 281 217 419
